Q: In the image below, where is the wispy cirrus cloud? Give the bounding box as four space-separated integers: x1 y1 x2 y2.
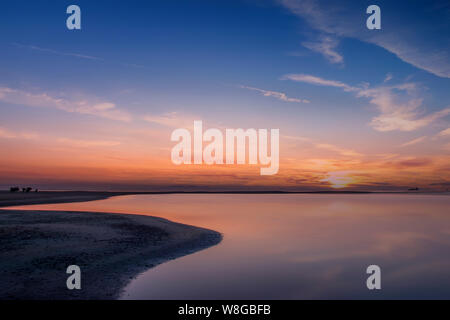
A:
400 136 427 147
282 74 357 92
302 35 343 64
13 43 102 61
437 128 450 137
431 128 450 141
144 112 197 128
284 73 450 131
315 143 361 157
283 134 362 157
384 73 393 83
0 87 131 122
0 126 121 148
357 85 450 132
0 127 38 140
13 43 147 69
240 85 310 103
278 0 450 78
57 138 121 148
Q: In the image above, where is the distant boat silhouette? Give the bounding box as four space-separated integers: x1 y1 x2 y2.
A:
408 187 419 191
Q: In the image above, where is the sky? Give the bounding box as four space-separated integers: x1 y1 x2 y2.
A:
0 0 449 191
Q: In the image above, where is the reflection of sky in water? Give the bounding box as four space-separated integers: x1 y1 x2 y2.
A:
12 194 450 299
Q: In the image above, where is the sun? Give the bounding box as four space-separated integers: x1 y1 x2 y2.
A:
322 172 356 189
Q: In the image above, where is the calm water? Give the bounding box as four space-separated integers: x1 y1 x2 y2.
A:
10 194 450 299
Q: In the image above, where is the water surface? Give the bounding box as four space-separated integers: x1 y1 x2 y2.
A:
11 194 450 299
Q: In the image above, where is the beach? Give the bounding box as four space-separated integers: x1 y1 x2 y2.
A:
0 191 136 207
0 192 222 299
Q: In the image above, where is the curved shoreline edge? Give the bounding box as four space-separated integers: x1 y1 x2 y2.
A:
0 208 222 300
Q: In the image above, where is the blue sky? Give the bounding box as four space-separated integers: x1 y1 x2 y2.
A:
0 0 449 190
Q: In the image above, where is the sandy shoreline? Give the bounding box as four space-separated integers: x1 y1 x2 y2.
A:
0 193 222 300
0 191 131 208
